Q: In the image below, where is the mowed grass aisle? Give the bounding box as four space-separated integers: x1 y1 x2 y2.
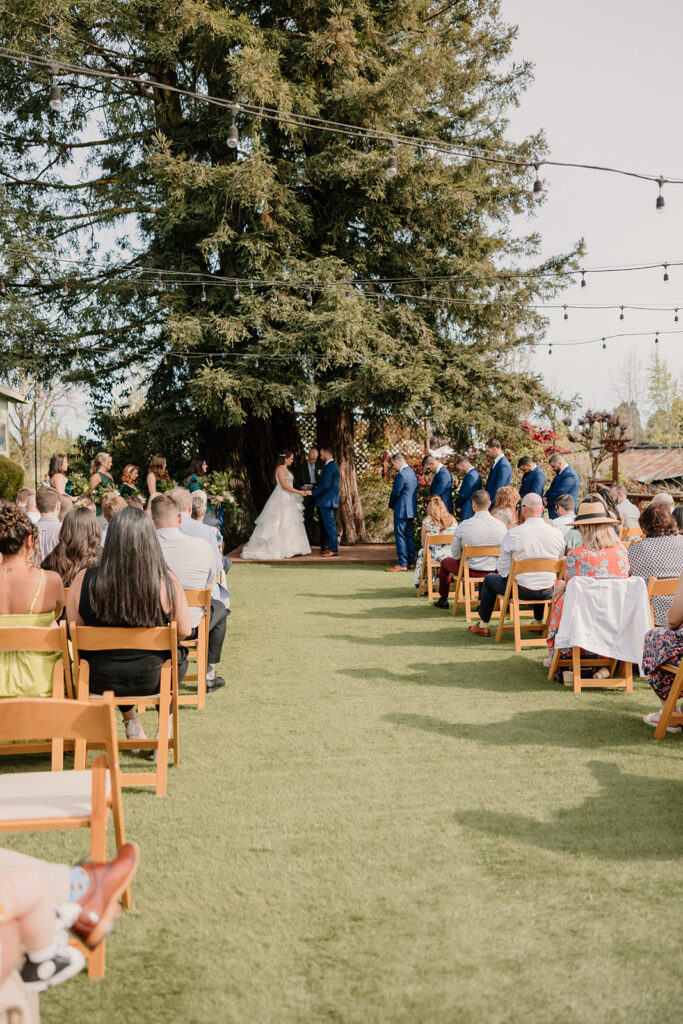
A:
7 563 683 1023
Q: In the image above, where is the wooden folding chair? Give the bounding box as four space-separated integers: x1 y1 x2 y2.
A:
620 526 643 546
416 534 455 600
495 557 566 651
546 645 633 693
70 623 179 797
0 622 72 769
178 588 212 709
0 692 128 978
646 576 679 627
451 545 500 621
652 661 683 738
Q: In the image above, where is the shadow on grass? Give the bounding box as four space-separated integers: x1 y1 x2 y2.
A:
339 656 551 692
456 760 683 860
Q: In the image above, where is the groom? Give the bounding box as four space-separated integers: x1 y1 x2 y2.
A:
310 446 340 557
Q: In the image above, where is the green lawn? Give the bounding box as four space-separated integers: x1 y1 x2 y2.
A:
4 564 683 1023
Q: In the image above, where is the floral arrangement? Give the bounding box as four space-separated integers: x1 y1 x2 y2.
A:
205 470 236 504
156 477 178 494
67 473 92 498
91 481 119 506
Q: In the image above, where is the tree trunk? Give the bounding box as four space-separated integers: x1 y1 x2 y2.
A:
316 404 366 544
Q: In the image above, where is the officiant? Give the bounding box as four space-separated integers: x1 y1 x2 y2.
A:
294 447 325 545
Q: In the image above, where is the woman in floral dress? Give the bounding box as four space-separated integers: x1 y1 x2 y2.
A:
413 497 457 588
642 569 683 733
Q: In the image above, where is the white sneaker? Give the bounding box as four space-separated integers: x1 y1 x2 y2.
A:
643 710 682 734
124 717 146 754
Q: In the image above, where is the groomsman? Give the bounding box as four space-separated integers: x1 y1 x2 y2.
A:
386 453 418 572
294 447 324 545
422 454 453 513
453 455 482 521
518 456 546 499
310 447 340 556
544 453 580 518
484 438 512 506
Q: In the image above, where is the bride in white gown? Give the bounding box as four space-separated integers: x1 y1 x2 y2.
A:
241 451 312 560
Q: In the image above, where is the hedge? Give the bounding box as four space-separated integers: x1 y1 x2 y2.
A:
0 455 24 499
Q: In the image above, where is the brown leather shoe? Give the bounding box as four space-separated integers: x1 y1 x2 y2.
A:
71 843 140 949
467 624 491 637
320 550 338 557
385 564 408 572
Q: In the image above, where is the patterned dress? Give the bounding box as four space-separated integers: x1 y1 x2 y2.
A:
413 519 457 587
627 535 683 626
642 627 683 701
547 542 630 652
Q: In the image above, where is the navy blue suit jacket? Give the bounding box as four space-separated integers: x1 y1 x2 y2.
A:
544 465 580 518
429 464 453 513
519 465 546 499
454 468 482 520
389 466 418 519
484 456 512 506
311 460 340 508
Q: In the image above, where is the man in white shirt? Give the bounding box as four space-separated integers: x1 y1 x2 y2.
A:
468 492 565 637
433 490 506 609
610 484 640 528
550 494 577 537
170 487 223 576
151 495 227 692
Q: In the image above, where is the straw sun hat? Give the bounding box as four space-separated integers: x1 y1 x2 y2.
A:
573 500 617 528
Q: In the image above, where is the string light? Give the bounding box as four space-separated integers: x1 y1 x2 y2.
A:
563 305 568 320
156 274 163 292
74 264 81 281
422 283 428 298
385 140 398 179
619 305 624 320
548 345 552 355
656 177 665 212
532 162 543 196
602 338 606 350
580 271 586 288
0 277 5 294
675 309 679 323
227 103 239 149
234 282 240 300
655 331 659 344
48 65 63 112
305 288 313 307
375 294 381 312
663 263 669 282
201 284 207 302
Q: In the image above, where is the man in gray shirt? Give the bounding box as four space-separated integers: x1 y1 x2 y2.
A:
610 483 640 528
35 487 62 562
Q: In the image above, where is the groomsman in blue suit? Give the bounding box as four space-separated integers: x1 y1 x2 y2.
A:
544 453 580 519
453 455 482 520
518 456 546 499
484 438 512 506
310 446 340 556
422 454 453 513
386 453 418 572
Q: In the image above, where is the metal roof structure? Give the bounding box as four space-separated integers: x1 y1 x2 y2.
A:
612 445 683 486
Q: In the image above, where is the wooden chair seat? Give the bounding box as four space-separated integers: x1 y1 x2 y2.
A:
494 557 566 651
620 526 643 545
546 648 633 693
0 769 110 821
451 545 501 621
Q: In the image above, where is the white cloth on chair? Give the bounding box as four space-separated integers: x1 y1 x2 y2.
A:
554 575 651 671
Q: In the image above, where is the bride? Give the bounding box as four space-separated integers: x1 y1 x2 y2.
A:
241 451 311 560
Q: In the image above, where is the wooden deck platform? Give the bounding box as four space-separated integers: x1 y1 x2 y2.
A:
228 543 397 565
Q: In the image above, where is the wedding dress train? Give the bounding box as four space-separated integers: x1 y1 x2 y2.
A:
241 470 311 560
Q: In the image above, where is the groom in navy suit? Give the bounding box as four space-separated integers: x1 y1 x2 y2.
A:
310 446 340 556
484 438 512 506
386 453 418 572
422 455 453 513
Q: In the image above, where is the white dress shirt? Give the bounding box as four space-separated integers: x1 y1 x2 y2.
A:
551 513 576 538
180 511 222 575
492 454 503 468
497 517 566 589
308 462 316 484
156 528 216 628
451 511 507 570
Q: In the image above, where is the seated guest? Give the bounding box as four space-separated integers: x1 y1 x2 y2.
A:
35 486 62 561
453 455 482 521
16 487 40 524
170 486 223 577
674 506 683 534
191 490 231 576
434 490 507 609
58 494 72 522
413 496 457 588
468 493 565 637
550 494 576 537
491 485 521 528
74 494 97 513
596 487 623 527
610 483 640 527
628 502 683 626
564 492 619 551
124 493 145 510
422 455 454 514
544 453 580 518
66 507 192 744
0 504 64 697
518 456 546 499
100 492 127 545
545 497 628 659
642 568 683 732
120 464 141 499
151 495 226 692
651 491 675 512
42 507 102 586
186 457 208 493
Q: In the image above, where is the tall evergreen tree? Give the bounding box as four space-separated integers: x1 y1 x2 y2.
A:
0 1 581 539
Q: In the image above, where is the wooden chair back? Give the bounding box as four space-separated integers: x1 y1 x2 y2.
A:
416 534 454 600
495 557 566 650
646 576 679 627
70 622 179 797
620 526 643 545
652 662 683 738
178 588 212 709
451 546 501 621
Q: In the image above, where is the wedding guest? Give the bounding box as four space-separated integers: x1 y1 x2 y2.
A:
125 494 144 510
66 506 192 744
413 496 457 587
35 486 62 561
48 453 73 497
433 490 506 609
58 494 72 522
191 490 231 576
0 504 64 698
310 446 340 558
100 492 127 545
610 483 640 527
151 494 227 692
294 448 324 546
628 503 683 626
42 507 102 586
169 487 223 577
386 453 418 572
596 487 623 527
422 455 454 514
186 457 207 493
549 494 576 537
453 455 482 521
484 439 512 506
544 453 580 518
74 494 96 513
491 485 521 528
641 568 683 732
468 493 565 637
146 454 170 498
651 491 675 512
518 456 546 499
674 506 683 534
16 487 40 524
120 464 141 499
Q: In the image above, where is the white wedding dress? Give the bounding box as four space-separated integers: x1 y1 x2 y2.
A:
241 470 312 560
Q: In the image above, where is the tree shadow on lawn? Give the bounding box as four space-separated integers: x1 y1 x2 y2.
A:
454 760 683 860
339 657 556 693
312 603 453 621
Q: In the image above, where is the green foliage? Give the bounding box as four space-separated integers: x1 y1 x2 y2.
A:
646 351 683 444
0 454 24 498
357 473 394 543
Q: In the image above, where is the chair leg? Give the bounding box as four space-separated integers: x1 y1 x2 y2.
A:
653 677 683 739
88 754 109 977
156 693 170 797
494 594 509 644
548 647 560 681
572 647 582 693
513 592 522 652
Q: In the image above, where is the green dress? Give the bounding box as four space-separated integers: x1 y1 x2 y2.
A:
187 474 203 493
93 470 115 515
65 478 74 496
120 482 139 497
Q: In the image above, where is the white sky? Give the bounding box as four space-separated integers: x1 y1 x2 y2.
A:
504 0 683 417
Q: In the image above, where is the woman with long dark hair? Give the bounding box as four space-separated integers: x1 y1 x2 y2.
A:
186 457 207 493
66 506 191 743
42 507 102 586
48 453 73 497
241 450 310 560
146 454 170 499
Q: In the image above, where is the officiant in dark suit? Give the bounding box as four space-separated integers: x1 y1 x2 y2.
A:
294 447 325 546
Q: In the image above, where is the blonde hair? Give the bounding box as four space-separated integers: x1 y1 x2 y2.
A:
425 496 456 532
90 451 110 474
578 523 618 551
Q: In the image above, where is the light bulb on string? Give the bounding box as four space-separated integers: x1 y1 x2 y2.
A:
48 66 63 112
602 338 607 350
163 354 168 366
375 295 381 313
305 288 313 307
0 278 5 295
532 162 543 197
234 282 240 300
201 284 207 302
563 305 568 320
75 265 81 281
62 280 68 294
656 177 665 213
548 345 552 356
675 309 679 323
227 103 240 149
156 274 164 292
655 331 660 345
346 287 351 299
619 306 624 321
422 282 428 299
580 271 586 288
133 282 138 298
385 140 398 179
664 263 669 282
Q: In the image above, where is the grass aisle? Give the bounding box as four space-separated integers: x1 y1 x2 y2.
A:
9 563 683 1023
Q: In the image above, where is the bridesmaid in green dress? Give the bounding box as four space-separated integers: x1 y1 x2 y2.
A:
146 455 170 499
48 453 74 498
89 452 115 515
186 457 208 494
120 464 141 498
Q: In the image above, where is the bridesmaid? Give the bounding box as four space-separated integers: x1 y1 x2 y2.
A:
48 453 73 497
186 457 207 494
120 464 141 498
89 452 115 515
146 454 170 499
